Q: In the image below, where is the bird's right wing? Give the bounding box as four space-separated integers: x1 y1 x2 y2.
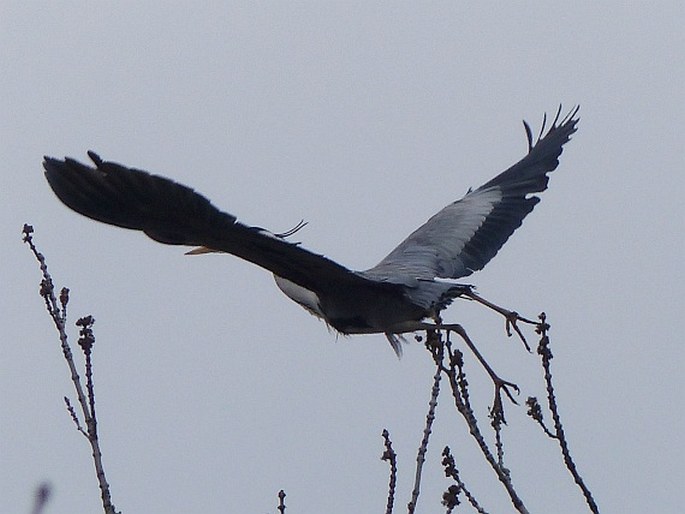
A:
365 106 579 283
43 151 393 296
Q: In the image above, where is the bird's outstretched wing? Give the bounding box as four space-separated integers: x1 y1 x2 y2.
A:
43 151 388 296
365 106 579 282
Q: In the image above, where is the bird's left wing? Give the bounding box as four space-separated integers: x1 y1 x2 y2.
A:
365 106 579 283
43 151 386 295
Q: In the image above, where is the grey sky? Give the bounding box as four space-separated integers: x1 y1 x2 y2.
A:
2 2 683 513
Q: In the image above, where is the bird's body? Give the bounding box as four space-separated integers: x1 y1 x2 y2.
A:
44 107 579 355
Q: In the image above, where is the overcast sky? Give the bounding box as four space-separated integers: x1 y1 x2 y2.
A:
2 2 683 514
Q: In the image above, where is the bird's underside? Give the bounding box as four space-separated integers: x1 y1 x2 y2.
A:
43 106 579 356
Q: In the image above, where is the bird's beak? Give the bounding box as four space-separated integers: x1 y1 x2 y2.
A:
185 246 218 255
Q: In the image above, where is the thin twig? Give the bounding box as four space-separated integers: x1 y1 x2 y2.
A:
23 225 119 514
408 338 442 514
77 316 97 427
536 314 599 514
490 407 506 470
525 396 555 438
64 396 88 436
441 446 488 514
277 490 286 514
449 345 470 410
380 429 397 514
30 482 51 514
435 331 529 514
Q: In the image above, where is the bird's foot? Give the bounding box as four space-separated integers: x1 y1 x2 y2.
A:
460 290 535 352
434 323 520 406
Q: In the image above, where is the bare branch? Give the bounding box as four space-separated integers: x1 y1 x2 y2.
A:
64 396 88 437
525 396 555 438
277 489 286 514
441 446 488 514
490 404 506 470
535 314 599 514
407 338 442 514
435 331 529 514
380 429 397 514
23 225 119 514
76 316 98 427
30 482 51 514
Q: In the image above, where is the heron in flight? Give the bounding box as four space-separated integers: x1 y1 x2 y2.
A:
44 106 579 356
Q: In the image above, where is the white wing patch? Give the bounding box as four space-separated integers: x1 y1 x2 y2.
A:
273 275 324 319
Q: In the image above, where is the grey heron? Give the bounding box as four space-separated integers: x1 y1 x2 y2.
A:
43 106 579 356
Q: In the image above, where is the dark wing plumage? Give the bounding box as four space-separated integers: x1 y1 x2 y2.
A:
365 106 579 282
43 151 387 296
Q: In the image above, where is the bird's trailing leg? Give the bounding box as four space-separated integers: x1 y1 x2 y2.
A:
459 289 535 352
416 321 519 406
